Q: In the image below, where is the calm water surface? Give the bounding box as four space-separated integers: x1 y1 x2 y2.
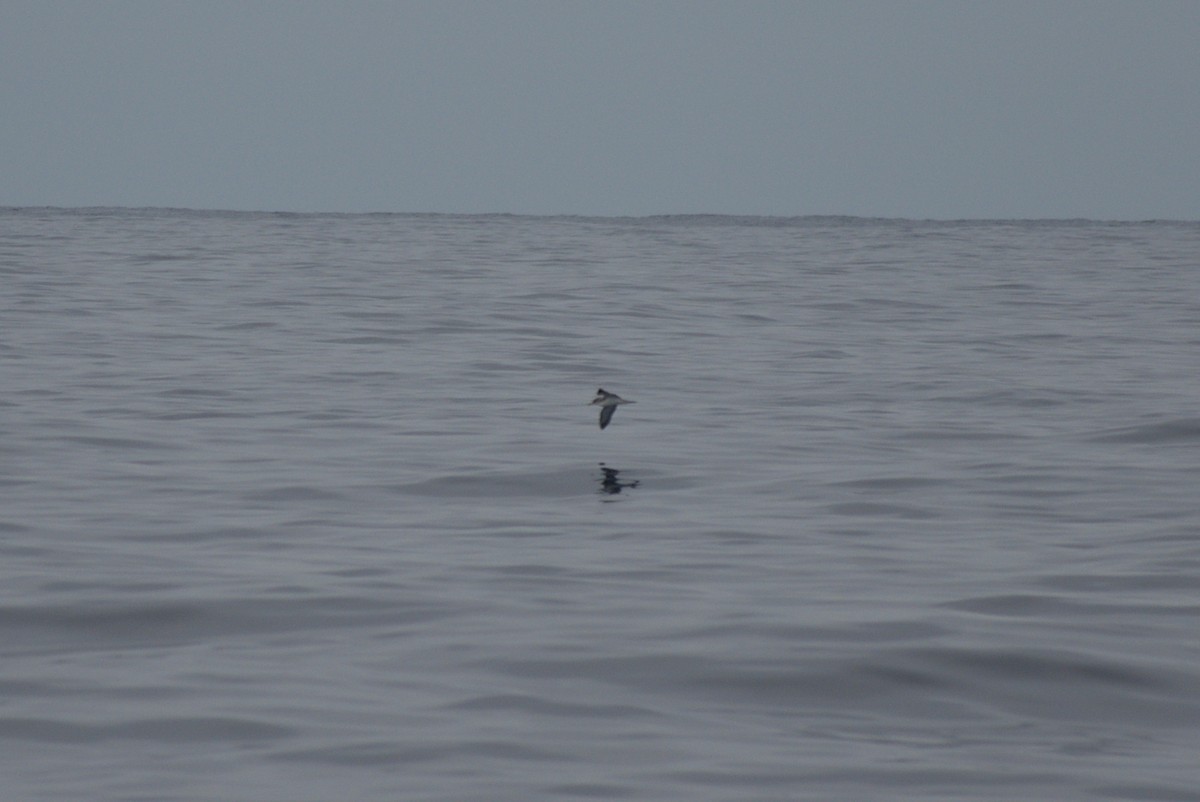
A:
2 209 1199 800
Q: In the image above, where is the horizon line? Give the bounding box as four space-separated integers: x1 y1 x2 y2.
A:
3 205 1195 225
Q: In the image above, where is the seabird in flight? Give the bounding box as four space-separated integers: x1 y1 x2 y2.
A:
590 388 634 430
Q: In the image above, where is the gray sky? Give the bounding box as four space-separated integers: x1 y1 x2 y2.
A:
3 1 1198 218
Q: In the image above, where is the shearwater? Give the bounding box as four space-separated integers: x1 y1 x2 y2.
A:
590 388 634 430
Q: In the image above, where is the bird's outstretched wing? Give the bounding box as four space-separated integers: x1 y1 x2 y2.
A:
599 404 616 430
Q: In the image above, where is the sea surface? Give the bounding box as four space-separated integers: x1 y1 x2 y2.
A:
2 208 1199 801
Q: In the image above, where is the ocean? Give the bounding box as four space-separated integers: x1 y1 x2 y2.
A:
2 207 1199 801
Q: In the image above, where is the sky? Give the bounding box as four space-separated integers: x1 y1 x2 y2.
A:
3 1 1198 218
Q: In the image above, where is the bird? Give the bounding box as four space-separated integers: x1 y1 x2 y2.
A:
590 388 634 430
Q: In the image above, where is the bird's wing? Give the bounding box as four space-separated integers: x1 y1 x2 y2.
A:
599 404 616 430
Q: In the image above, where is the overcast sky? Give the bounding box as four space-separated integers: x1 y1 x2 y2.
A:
3 1 1197 218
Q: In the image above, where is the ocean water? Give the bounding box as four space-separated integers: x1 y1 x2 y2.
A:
2 208 1199 801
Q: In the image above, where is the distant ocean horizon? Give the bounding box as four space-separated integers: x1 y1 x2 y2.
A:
3 207 1198 801
6 203 1197 222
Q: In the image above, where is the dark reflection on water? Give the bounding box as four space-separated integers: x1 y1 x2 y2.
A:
598 463 639 495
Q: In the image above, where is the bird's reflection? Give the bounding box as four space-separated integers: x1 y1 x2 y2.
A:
598 462 639 495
